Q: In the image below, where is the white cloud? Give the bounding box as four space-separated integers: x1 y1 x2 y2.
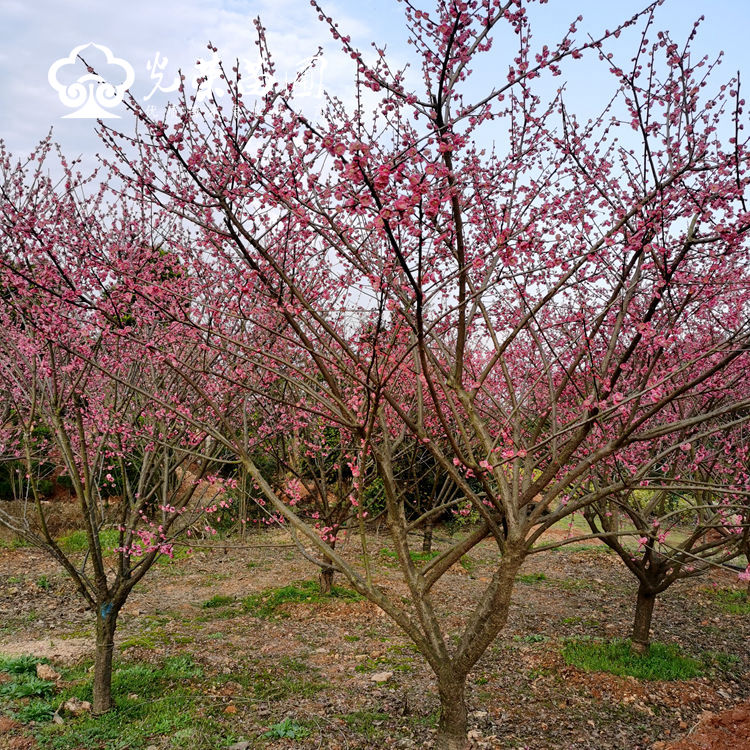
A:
0 0 388 162
1 0 748 168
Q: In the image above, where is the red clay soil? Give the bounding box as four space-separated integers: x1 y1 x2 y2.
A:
654 702 750 750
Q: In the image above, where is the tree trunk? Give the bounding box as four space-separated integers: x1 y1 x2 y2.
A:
319 566 334 595
422 521 434 554
631 585 656 655
93 603 119 714
435 676 468 750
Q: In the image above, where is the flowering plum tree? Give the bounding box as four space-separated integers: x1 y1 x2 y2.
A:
581 411 750 653
94 1 750 745
5 0 750 745
0 144 230 713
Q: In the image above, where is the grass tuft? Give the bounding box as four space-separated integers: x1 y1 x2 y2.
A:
378 547 440 565
710 588 750 615
242 579 362 619
516 572 547 584
58 528 120 554
0 654 49 674
562 638 703 681
23 655 215 750
263 717 310 740
201 594 234 609
342 710 390 740
0 674 56 699
701 650 742 674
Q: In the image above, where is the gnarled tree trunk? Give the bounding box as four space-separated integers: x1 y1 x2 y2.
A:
436 676 469 750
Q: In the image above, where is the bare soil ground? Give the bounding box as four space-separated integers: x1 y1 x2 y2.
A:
0 526 748 749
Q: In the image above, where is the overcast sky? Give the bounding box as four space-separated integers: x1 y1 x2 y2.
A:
1 0 748 166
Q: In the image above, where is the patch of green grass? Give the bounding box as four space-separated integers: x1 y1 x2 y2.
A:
241 579 362 620
513 633 548 644
410 709 440 729
16 699 56 723
341 710 390 740
280 656 308 673
36 575 51 591
0 656 57 703
252 666 324 700
120 633 159 650
527 666 554 680
711 588 750 615
701 650 742 674
378 547 440 566
0 674 56 699
516 572 547 584
0 536 30 550
58 528 120 554
0 654 49 674
211 659 324 702
107 656 202 697
552 577 597 591
561 616 601 627
201 594 234 609
459 555 476 572
29 656 217 750
410 549 440 562
210 655 323 701
389 643 420 655
121 615 192 650
155 545 191 565
562 638 703 681
354 646 415 674
263 717 310 740
0 657 58 710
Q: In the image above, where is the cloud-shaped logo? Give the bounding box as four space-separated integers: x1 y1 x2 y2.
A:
48 43 135 119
